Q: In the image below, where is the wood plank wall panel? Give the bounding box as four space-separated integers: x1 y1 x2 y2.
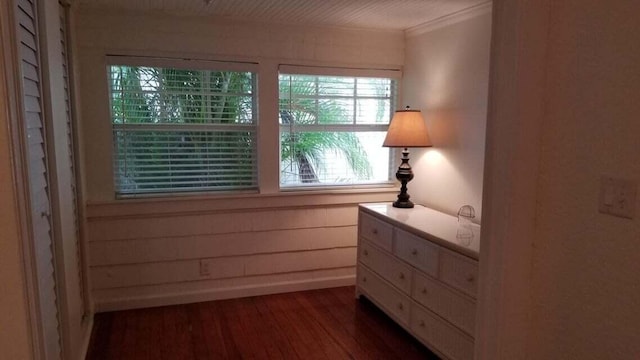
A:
91 247 356 289
87 204 360 311
93 267 355 303
89 227 356 265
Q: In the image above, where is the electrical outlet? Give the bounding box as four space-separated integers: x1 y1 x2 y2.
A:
598 176 637 219
199 259 211 276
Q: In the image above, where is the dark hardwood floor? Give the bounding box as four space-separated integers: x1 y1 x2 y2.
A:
86 286 439 359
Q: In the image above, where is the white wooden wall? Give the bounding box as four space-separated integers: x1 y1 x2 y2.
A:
88 201 393 311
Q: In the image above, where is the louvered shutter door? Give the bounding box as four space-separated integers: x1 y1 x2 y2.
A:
17 0 62 358
59 1 88 317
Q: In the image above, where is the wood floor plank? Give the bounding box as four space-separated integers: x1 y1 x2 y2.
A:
253 295 299 358
289 292 350 359
336 287 438 359
195 301 229 358
298 288 392 359
212 300 243 359
85 312 112 360
185 303 211 359
294 290 372 358
86 286 439 360
107 310 127 359
324 288 404 358
236 297 283 359
264 293 326 359
144 307 164 359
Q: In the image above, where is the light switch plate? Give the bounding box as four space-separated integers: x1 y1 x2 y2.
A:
598 176 637 219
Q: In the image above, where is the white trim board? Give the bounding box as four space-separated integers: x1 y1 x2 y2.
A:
405 1 492 37
93 275 356 312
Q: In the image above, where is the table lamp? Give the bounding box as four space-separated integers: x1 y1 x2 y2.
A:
383 106 432 208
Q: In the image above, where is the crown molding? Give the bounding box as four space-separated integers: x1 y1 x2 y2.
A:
405 1 492 37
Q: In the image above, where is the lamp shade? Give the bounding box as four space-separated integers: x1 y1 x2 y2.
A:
383 108 432 148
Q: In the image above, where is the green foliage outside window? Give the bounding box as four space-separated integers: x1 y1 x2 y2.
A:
109 65 256 195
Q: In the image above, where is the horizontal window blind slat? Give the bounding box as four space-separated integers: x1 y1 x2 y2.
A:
116 172 255 180
112 120 255 126
279 64 402 79
112 124 255 131
116 179 256 188
279 124 389 132
280 94 392 101
112 162 254 169
116 161 254 166
109 87 252 98
115 173 254 181
117 184 256 195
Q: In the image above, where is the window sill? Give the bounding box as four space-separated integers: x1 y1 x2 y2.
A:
86 186 399 219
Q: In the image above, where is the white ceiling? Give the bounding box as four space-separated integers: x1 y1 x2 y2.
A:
77 0 490 31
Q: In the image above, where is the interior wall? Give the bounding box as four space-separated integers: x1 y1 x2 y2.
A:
0 111 33 360
0 32 33 360
401 11 492 220
75 8 402 310
75 8 404 202
529 0 640 358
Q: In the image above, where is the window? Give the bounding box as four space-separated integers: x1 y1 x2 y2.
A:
279 68 398 187
108 59 257 196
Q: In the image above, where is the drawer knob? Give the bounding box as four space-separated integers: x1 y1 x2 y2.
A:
419 320 426 328
372 228 378 235
362 277 367 283
399 272 405 280
421 287 428 295
411 249 418 255
467 275 475 283
363 250 369 256
398 303 404 310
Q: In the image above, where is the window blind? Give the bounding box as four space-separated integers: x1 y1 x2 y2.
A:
279 72 397 187
108 64 257 196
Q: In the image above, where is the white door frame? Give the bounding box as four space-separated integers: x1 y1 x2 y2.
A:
475 1 551 359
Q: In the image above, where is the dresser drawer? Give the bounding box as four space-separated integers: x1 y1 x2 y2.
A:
394 228 439 277
358 265 411 326
359 240 412 295
359 212 394 252
410 304 474 360
439 249 479 298
412 272 476 335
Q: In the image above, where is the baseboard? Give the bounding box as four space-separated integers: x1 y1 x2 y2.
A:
94 275 356 312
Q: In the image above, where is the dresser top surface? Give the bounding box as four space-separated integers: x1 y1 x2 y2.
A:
360 203 480 259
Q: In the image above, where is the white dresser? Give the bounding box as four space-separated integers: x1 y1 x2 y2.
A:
356 203 480 360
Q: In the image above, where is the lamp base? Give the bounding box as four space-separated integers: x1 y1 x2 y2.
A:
392 199 414 208
392 147 415 209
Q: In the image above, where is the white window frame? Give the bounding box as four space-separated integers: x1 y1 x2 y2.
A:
106 56 259 197
277 64 402 190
